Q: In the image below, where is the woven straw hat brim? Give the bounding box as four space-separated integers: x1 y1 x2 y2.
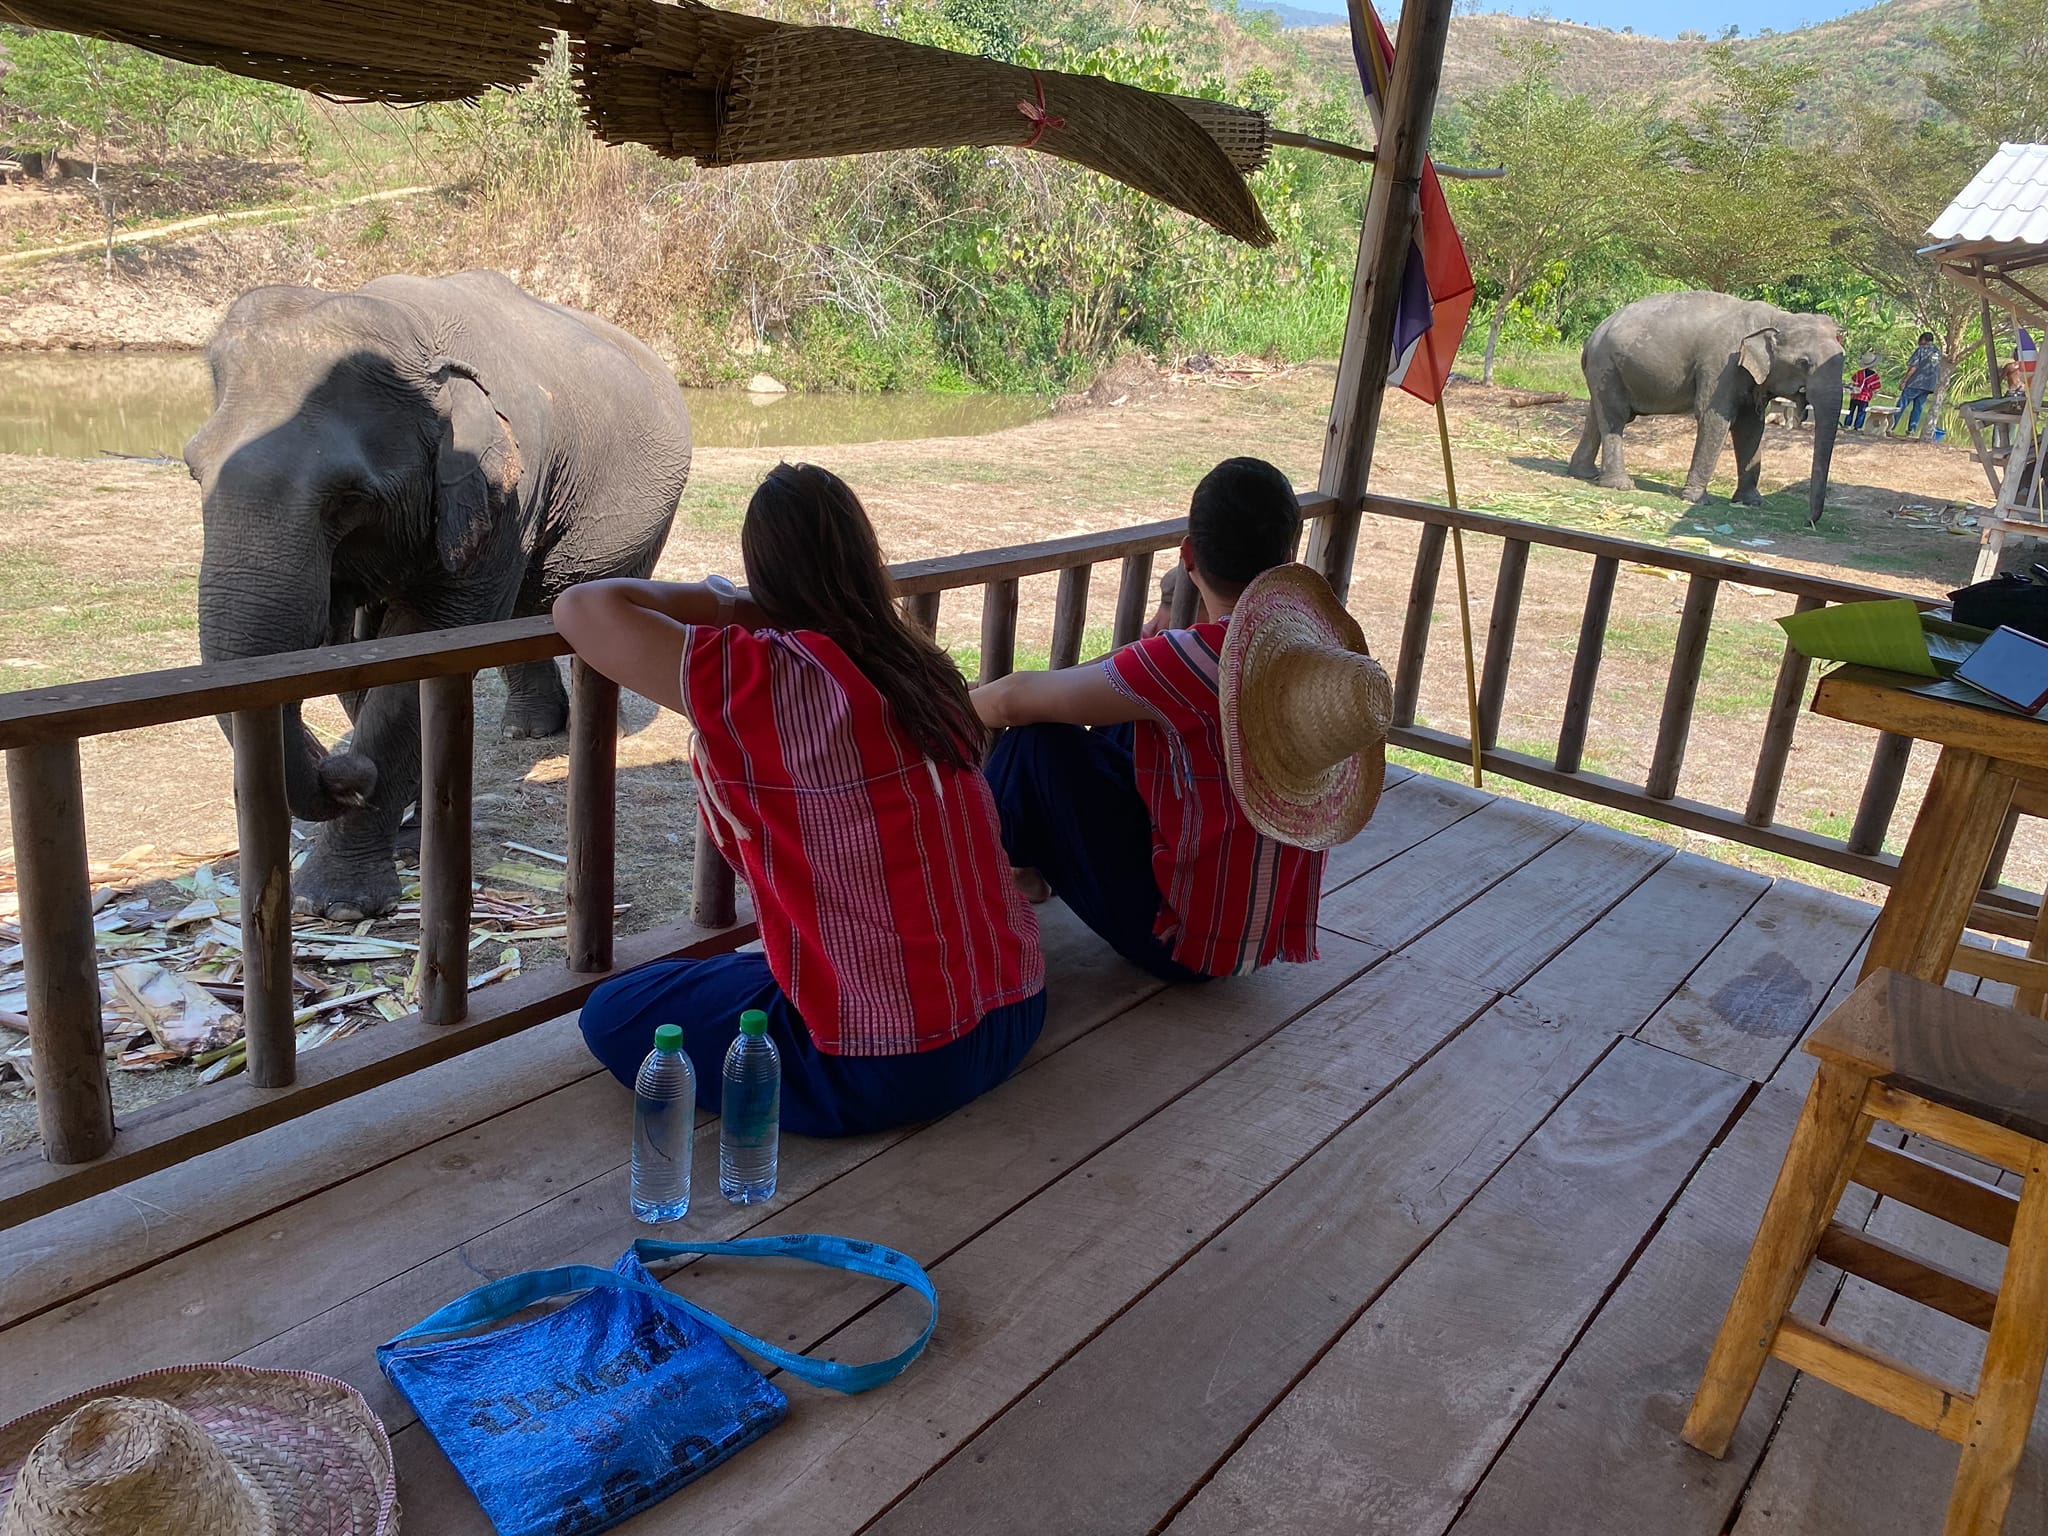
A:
0 1368 397 1536
1220 565 1392 852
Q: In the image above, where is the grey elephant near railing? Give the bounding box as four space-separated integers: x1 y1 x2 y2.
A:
185 270 692 920
1568 291 1845 527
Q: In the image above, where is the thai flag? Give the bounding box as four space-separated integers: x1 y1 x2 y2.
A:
1353 2 1475 404
2020 327 2038 381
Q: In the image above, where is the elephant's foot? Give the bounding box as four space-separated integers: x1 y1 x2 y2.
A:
500 695 570 741
1732 489 1764 508
1596 473 1632 492
1679 484 1710 505
1567 457 1598 482
292 849 403 922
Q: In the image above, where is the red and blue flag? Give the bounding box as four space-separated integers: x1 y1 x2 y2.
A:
1352 2 1475 404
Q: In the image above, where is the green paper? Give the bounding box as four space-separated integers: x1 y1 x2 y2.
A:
1777 598 1939 677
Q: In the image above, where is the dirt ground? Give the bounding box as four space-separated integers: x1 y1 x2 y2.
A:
0 364 2024 1143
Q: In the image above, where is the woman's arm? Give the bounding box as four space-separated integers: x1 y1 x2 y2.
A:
973 664 1146 729
552 578 766 713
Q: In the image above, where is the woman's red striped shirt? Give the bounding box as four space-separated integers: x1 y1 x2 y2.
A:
1105 621 1324 976
681 625 1044 1056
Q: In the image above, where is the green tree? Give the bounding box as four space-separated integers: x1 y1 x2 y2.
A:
1642 43 1836 293
1449 41 1650 383
1925 0 2048 145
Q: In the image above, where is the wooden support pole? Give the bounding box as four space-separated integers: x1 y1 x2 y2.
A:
979 578 1019 684
692 816 737 930
1555 555 1617 775
1475 539 1529 751
1170 560 1200 628
417 673 474 1027
1113 552 1154 648
1747 594 1823 827
906 591 940 640
1049 565 1092 670
1391 521 1445 728
1980 804 2022 893
1308 0 1457 602
1847 732 1914 857
5 742 113 1163
566 660 618 975
1646 574 1720 801
231 706 295 1087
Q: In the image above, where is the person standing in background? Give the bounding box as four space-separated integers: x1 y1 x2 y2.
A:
1845 353 1882 431
1891 332 1942 438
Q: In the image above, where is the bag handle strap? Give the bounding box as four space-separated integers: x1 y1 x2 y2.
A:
377 1234 935 1395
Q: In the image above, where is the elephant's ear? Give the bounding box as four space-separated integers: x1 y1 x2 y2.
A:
430 362 522 574
1739 327 1779 389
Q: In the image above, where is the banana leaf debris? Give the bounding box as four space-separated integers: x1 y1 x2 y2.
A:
0 833 624 1100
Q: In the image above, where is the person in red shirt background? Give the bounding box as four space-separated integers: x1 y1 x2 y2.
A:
1845 353 1882 431
974 457 1388 983
555 463 1045 1137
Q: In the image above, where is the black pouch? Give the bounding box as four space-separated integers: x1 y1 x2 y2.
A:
1948 569 2048 642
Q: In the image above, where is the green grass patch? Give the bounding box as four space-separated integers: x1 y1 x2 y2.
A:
1588 614 1784 718
682 477 754 531
0 546 199 690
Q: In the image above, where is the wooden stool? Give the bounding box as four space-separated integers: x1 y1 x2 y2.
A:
1683 969 2048 1535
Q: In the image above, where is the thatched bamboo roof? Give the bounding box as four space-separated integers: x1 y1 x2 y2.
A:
1 0 1277 243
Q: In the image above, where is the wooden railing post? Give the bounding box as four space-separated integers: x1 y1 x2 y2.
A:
1049 566 1092 670
1170 559 1199 628
231 707 295 1086
1556 556 1618 776
417 673 474 1026
1113 553 1154 648
1982 806 2023 893
906 591 940 640
566 659 617 974
1848 732 1914 857
5 742 112 1163
1391 522 1446 728
1475 538 1530 750
692 818 737 929
1746 594 1823 827
1646 574 1720 800
980 579 1019 684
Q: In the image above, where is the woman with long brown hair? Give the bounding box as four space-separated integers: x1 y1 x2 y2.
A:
555 463 1045 1136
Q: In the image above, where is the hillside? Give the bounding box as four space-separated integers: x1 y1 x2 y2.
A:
1292 0 1975 135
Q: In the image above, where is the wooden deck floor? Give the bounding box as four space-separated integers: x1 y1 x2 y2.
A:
5 766 2046 1534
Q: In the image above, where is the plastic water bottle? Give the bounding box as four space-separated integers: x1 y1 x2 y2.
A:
719 1009 780 1204
631 1024 695 1223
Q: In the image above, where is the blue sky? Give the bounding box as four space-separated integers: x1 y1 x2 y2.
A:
1285 2 1877 36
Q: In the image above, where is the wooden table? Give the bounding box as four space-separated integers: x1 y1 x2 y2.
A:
1813 665 2048 999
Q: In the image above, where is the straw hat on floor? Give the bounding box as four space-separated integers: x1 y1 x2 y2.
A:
0 1367 396 1536
1219 564 1393 851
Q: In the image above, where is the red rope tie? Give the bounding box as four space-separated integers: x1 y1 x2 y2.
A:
1017 71 1065 149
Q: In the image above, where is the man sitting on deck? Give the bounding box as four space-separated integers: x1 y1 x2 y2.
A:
974 457 1393 983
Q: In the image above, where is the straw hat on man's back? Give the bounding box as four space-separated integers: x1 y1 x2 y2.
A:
0 1366 396 1536
1219 563 1392 850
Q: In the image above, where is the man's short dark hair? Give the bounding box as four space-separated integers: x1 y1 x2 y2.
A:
1188 457 1299 590
1918 331 1935 343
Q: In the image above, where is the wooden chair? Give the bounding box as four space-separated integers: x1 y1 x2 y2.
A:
1683 969 2048 1535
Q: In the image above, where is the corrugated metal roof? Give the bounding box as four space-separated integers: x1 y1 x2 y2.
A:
1929 142 2048 247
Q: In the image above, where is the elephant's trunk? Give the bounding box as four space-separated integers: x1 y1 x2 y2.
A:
1806 377 1843 528
198 521 376 823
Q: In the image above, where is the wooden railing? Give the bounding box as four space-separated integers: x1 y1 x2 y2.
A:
0 485 2027 1226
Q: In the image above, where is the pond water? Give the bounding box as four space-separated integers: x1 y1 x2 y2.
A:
0 351 1048 459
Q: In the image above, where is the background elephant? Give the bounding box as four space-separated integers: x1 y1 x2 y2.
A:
185 270 692 919
1568 291 1844 527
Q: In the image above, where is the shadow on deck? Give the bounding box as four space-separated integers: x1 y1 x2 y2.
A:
3 766 2042 1534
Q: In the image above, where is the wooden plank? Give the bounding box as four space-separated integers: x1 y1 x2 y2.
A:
3 740 111 1162
1398 823 1669 994
1170 560 1200 627
417 673 474 1026
1814 668 2048 776
1476 537 1530 750
230 704 295 1085
1555 554 1618 775
1636 880 1876 1082
1866 1082 2040 1175
1850 1139 2019 1247
904 590 940 638
1813 1221 1999 1330
1770 1318 1973 1444
565 660 617 974
1165 1040 1747 1536
1113 552 1154 648
689 813 737 930
1645 572 1719 800
1449 1086 1870 1536
1391 521 1446 727
1048 564 1091 670
1747 596 1823 827
1317 796 1576 952
978 577 1019 684
246 933 1379 1446
1319 768 1485 895
0 916 753 1232
1847 731 1915 856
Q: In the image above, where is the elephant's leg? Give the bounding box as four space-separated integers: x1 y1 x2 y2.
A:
1568 405 1603 480
1595 416 1633 492
1682 410 1730 504
293 673 420 920
500 658 570 739
1730 412 1766 507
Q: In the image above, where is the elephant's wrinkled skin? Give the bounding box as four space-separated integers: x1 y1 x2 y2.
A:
1568 291 1844 527
186 270 691 919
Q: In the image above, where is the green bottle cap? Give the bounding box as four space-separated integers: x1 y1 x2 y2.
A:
739 1009 769 1037
653 1024 684 1052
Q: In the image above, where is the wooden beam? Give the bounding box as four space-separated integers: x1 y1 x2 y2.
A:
1555 555 1617 775
1847 731 1914 856
692 817 738 930
1049 565 1092 670
1646 575 1719 800
417 674 475 1027
905 590 940 638
1391 521 1445 727
230 706 295 1086
1813 1220 1999 1329
566 660 619 975
980 578 1020 683
1770 1315 1973 1444
1114 553 1155 648
1476 538 1529 750
1309 0 1457 601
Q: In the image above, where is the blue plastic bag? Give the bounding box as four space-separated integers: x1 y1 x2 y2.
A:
378 1235 937 1536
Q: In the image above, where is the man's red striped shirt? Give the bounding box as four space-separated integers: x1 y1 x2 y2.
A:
682 625 1044 1055
1105 621 1324 976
